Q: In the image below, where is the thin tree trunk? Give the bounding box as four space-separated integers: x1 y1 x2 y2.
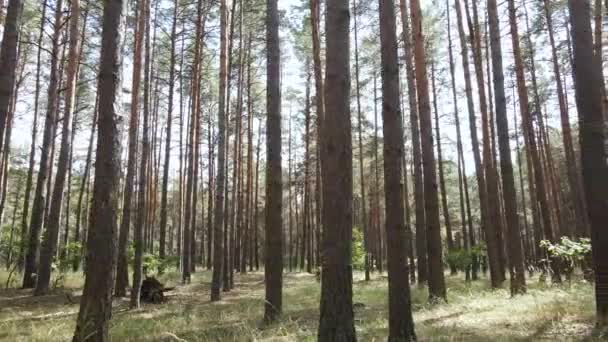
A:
115 0 146 297
399 0 426 285
379 0 416 335
411 0 446 302
36 0 82 295
454 0 494 286
211 0 228 302
464 0 505 284
159 0 179 261
19 0 47 270
431 60 454 275
494 0 526 295
22 0 63 289
130 0 151 308
353 0 370 282
543 0 589 238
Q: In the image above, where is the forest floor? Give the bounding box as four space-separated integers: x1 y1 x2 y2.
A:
0 269 605 341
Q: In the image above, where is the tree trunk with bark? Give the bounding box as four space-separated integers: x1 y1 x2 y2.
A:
317 0 356 339
211 0 228 302
379 0 416 336
0 0 23 157
36 0 82 295
22 0 63 289
115 0 147 296
71 0 124 338
411 0 446 302
495 0 526 295
568 0 608 326
399 0 426 286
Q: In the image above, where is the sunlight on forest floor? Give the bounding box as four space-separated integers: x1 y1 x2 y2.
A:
0 269 605 341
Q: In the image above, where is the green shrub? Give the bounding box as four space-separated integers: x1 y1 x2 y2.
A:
540 237 591 280
352 226 366 270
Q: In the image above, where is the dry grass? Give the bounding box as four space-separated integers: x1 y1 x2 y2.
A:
0 269 604 341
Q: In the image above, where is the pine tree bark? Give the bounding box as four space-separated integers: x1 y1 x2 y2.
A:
569 0 608 326
399 0 426 285
464 0 505 283
159 0 179 260
19 0 46 271
494 0 526 295
72 0 124 338
264 0 283 322
36 0 82 295
431 61 454 275
211 0 228 302
317 0 356 339
115 0 146 297
379 0 416 336
22 0 63 289
353 0 370 281
454 0 495 286
543 0 589 238
411 0 446 302
0 0 23 157
131 0 152 308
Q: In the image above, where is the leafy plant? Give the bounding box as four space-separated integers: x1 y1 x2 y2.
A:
540 237 592 280
351 227 365 270
445 248 473 272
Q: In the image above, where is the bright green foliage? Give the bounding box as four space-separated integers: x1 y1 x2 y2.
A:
352 227 366 270
540 237 592 280
445 245 486 273
57 242 83 272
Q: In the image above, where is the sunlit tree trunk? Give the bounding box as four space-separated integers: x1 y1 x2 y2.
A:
72 0 124 338
23 0 63 289
379 0 416 335
493 0 526 295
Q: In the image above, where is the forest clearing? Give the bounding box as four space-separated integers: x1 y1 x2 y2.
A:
0 270 601 341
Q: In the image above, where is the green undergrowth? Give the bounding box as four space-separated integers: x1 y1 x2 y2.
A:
0 268 604 341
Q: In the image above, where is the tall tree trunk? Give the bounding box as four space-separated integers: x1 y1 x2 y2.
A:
454 0 494 286
543 0 589 238
446 0 473 280
569 0 608 326
115 0 146 297
494 0 526 295
22 0 63 289
399 0 427 285
304 58 313 274
353 0 370 282
211 0 228 302
72 0 124 338
159 0 179 261
0 0 23 157
379 0 416 336
464 0 505 284
241 32 253 273
431 60 454 275
264 0 283 322
36 0 82 295
411 0 446 302
253 120 261 271
317 0 356 338
19 0 46 270
131 0 151 309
